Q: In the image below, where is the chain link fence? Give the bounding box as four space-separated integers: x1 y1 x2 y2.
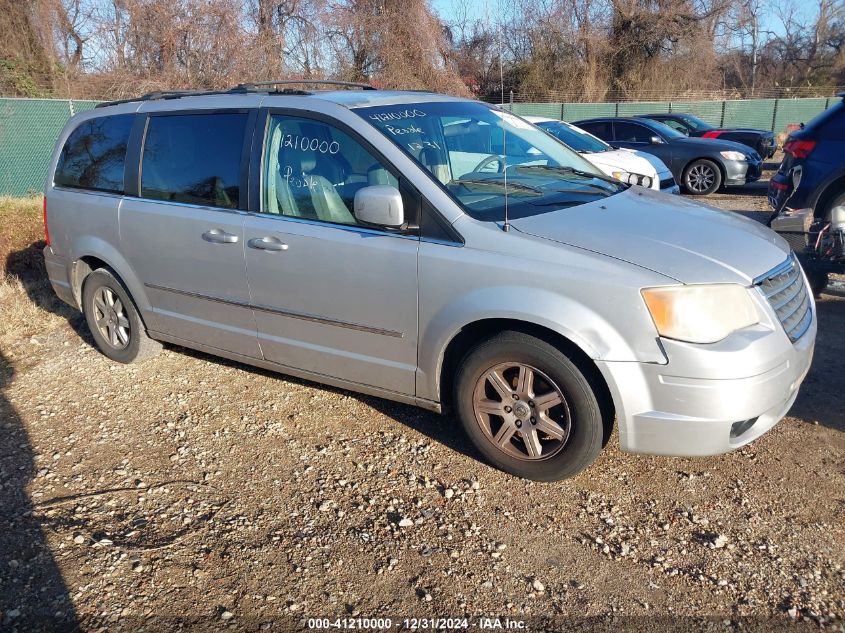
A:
503 97 837 137
0 98 99 197
0 95 840 197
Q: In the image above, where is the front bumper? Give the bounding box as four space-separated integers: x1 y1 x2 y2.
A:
724 158 762 186
596 306 816 457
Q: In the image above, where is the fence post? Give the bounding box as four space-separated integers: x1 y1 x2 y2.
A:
668 101 673 113
68 99 75 117
614 102 619 117
560 103 565 120
719 100 726 128
771 98 779 133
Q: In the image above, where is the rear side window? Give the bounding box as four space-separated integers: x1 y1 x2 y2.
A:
54 114 134 193
579 121 612 140
141 112 247 209
614 121 652 143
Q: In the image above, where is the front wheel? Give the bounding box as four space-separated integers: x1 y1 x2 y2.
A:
453 332 605 481
683 159 722 195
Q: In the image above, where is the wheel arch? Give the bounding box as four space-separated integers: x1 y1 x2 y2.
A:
814 173 845 220
69 236 153 324
437 318 615 446
683 156 726 187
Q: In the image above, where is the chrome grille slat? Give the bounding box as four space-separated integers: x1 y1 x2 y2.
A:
756 255 812 343
762 273 797 298
768 276 803 311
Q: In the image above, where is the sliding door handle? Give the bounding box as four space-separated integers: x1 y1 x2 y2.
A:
248 236 289 252
202 229 239 244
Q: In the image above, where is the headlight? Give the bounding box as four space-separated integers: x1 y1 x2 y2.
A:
720 151 747 161
641 284 759 343
611 171 653 188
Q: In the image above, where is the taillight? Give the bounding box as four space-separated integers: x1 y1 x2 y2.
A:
702 130 723 139
43 195 51 246
783 139 816 159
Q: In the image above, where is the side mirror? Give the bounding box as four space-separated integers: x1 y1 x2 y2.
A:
649 135 664 145
354 185 405 228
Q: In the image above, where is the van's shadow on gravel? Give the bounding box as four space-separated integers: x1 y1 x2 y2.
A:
172 346 481 461
0 350 79 631
6 242 90 342
787 295 845 433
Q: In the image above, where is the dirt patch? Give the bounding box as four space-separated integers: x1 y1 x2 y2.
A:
0 191 842 632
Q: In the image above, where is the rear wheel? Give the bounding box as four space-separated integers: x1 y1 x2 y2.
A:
82 268 161 363
683 159 722 195
453 332 605 481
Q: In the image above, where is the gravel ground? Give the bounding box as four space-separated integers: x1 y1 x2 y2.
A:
1 164 843 632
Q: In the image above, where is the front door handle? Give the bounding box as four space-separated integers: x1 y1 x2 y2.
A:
202 229 239 244
248 236 289 252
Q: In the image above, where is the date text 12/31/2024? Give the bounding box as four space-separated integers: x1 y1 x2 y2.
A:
307 617 528 630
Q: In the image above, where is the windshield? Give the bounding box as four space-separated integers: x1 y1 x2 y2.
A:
536 121 611 153
680 114 715 133
355 101 625 221
644 118 686 140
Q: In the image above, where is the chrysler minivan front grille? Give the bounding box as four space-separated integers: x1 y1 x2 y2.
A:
756 255 812 343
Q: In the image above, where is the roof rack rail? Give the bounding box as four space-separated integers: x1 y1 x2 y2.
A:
95 79 375 109
235 79 376 90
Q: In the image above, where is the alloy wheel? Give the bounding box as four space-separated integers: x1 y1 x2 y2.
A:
92 286 131 349
472 362 571 461
687 164 716 193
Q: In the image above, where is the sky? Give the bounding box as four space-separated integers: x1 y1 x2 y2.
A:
430 0 818 38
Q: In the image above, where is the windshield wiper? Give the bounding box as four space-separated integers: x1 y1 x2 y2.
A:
515 164 624 188
453 178 543 195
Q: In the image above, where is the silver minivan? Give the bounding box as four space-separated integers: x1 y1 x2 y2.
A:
43 82 816 480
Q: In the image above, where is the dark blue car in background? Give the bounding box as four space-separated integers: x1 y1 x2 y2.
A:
768 92 845 219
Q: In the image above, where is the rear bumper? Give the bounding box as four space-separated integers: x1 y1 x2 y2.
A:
596 312 816 457
43 246 77 308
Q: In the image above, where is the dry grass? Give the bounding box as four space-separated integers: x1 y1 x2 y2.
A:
0 196 74 345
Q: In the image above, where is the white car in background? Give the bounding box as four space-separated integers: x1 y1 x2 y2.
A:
524 116 680 194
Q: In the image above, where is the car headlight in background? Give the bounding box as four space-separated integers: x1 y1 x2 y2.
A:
641 284 759 344
719 151 747 161
611 171 653 188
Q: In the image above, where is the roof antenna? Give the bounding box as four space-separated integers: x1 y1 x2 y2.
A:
502 124 509 232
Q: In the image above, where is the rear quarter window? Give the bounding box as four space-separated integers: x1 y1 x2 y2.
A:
54 114 134 193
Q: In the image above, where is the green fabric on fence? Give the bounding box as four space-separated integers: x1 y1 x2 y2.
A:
0 96 840 196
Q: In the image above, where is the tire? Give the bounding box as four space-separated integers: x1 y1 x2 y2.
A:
81 268 162 363
453 331 605 481
820 189 845 221
682 159 722 195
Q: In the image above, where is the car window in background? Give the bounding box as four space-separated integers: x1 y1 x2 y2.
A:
643 119 686 140
355 102 624 222
659 118 690 134
614 121 654 143
54 114 134 193
578 121 612 141
140 112 248 209
536 121 611 153
680 115 715 133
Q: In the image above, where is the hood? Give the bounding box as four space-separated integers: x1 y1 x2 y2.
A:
619 148 672 175
583 149 657 178
510 187 790 284
675 135 754 154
